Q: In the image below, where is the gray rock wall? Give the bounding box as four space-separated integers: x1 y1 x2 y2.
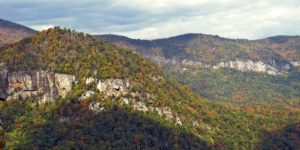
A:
0 66 75 102
145 55 296 75
212 60 291 75
81 78 131 100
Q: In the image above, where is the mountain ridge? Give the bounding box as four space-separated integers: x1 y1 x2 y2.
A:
97 33 300 75
0 19 37 47
100 33 300 42
97 33 300 105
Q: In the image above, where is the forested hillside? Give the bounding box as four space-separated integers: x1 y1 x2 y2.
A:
0 27 299 149
167 65 300 105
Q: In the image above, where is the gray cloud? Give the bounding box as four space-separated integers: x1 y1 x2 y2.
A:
0 0 299 39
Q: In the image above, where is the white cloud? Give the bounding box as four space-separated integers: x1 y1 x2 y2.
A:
110 0 235 11
1 0 300 39
30 24 54 31
107 0 300 39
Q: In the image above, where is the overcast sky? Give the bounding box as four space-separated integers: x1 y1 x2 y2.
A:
0 0 300 39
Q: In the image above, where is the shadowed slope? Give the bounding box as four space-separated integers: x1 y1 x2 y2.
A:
259 122 300 150
2 99 209 149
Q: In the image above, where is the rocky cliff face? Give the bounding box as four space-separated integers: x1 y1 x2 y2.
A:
80 78 131 100
80 77 183 126
145 55 295 75
212 60 291 75
0 64 75 102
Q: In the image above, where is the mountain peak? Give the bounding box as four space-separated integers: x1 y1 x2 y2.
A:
0 19 36 33
0 18 37 46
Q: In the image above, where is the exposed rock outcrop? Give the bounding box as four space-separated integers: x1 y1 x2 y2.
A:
213 60 291 75
180 59 292 75
145 56 295 75
54 74 76 98
133 101 149 112
88 102 104 113
86 77 96 85
80 78 132 101
82 77 182 126
0 66 75 102
291 61 300 67
79 91 95 100
175 116 183 126
97 79 130 97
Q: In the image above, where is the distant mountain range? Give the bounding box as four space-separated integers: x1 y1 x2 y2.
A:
97 34 300 105
97 34 300 74
0 19 37 47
